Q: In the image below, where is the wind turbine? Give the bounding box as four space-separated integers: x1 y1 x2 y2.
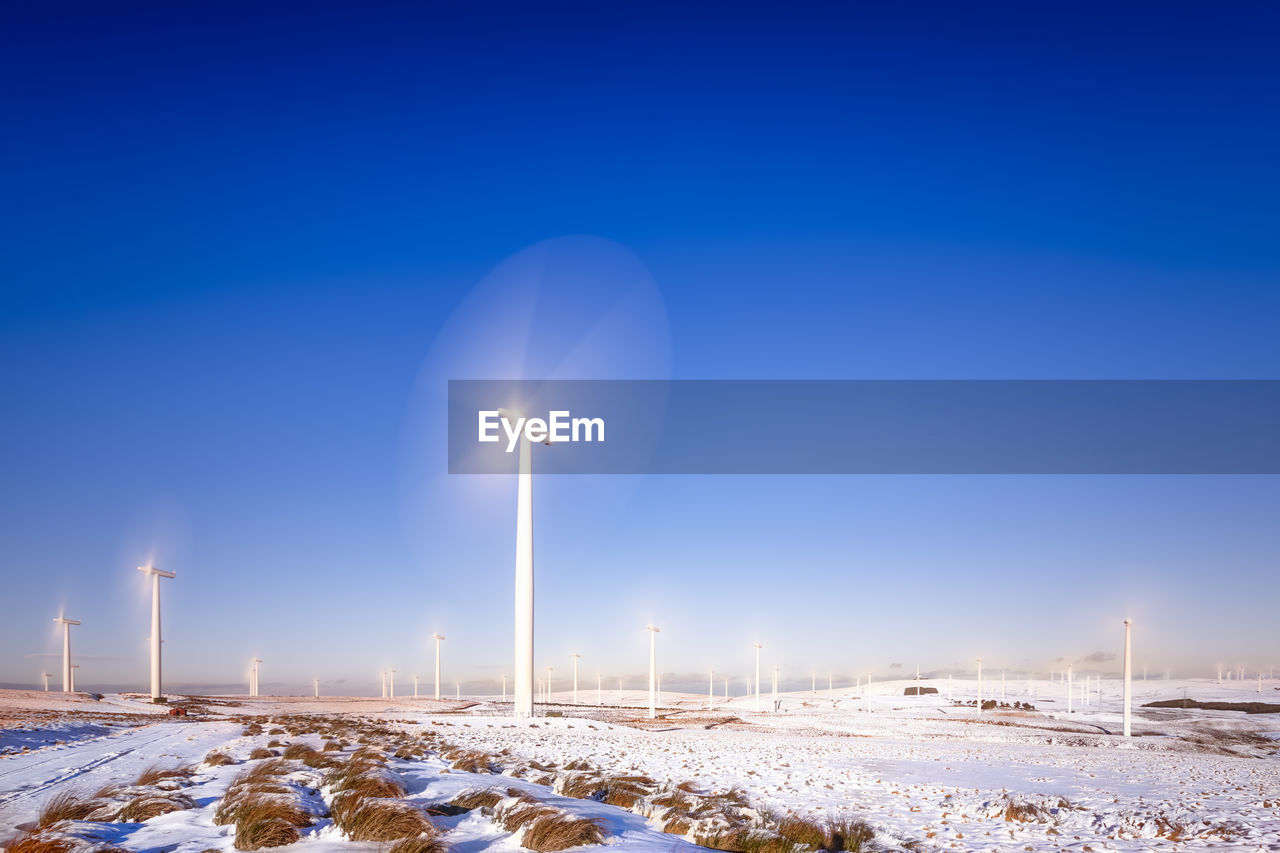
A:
432 633 445 700
546 665 554 702
500 407 552 719
772 666 779 710
708 669 715 710
41 672 51 692
253 659 262 696
314 677 319 698
1122 619 1133 737
389 669 396 699
976 657 983 713
137 565 176 701
70 664 80 692
647 625 660 719
52 616 80 693
753 642 762 711
571 653 581 704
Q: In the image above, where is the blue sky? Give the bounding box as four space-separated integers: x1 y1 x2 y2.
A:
1 2 1278 694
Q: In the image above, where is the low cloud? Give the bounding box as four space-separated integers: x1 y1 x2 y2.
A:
1080 651 1116 664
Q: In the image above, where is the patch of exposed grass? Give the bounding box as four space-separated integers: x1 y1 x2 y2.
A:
388 836 450 853
118 792 197 822
134 764 193 786
521 813 607 851
450 788 504 810
37 790 98 827
248 748 274 760
335 799 436 841
824 818 875 851
2 831 78 853
205 750 236 766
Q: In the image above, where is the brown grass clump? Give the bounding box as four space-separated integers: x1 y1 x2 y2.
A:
248 748 274 760
450 788 504 810
2 831 77 853
118 792 197 822
388 836 450 853
775 815 826 850
496 800 559 832
233 816 301 850
824 818 874 851
663 817 692 836
330 769 407 800
205 750 236 766
521 813 607 852
335 799 436 841
244 759 290 779
134 764 193 786
559 773 605 800
37 790 98 827
323 740 344 752
447 749 495 774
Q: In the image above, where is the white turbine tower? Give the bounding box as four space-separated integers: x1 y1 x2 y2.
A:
753 642 763 711
314 678 319 698
389 669 396 699
137 565 176 701
708 669 715 710
500 407 552 719
254 659 263 696
70 663 79 692
571 653 581 705
432 633 445 700
647 625 660 719
53 616 80 693
976 657 983 713
41 672 52 692
1123 619 1133 737
546 665 554 703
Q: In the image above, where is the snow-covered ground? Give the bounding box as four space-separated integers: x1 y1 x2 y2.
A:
0 679 1276 852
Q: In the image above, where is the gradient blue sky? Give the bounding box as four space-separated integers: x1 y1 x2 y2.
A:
2 2 1278 694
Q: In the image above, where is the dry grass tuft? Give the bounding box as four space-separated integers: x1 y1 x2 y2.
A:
335 798 436 841
233 816 301 850
323 740 345 752
118 792 197 822
37 790 98 827
330 769 407 800
447 749 495 774
521 813 607 852
824 818 875 852
450 788 504 810
388 836 450 853
134 764 193 786
775 815 826 850
496 800 559 833
2 831 77 853
248 748 274 760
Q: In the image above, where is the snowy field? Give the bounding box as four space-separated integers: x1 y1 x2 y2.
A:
1 678 1277 853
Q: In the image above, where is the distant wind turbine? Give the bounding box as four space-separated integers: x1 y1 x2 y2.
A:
137 565 175 701
753 643 762 711
1123 619 1132 737
647 625 660 719
41 672 51 692
53 616 80 693
432 633 445 700
571 653 581 705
